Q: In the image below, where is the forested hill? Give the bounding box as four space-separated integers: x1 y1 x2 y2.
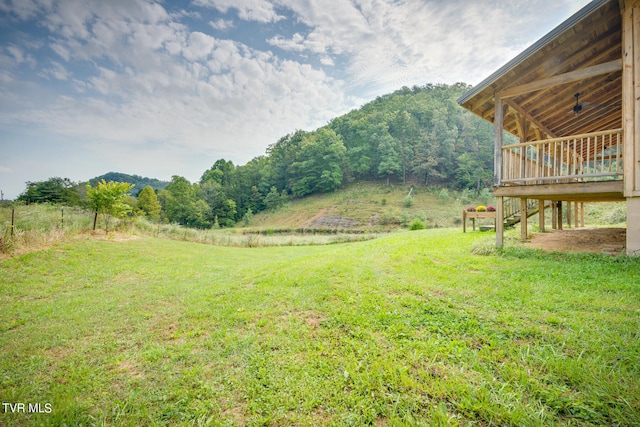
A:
91 172 168 193
324 82 496 189
152 83 502 228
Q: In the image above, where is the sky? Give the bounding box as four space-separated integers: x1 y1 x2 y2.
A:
0 0 593 200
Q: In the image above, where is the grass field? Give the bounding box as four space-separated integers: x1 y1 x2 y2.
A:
1 229 639 426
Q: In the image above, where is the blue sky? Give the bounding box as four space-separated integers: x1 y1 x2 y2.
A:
0 0 591 199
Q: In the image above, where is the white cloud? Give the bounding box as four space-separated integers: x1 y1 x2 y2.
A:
209 18 234 31
49 42 70 61
0 0 46 20
193 0 283 23
183 31 216 61
41 61 70 80
265 0 591 92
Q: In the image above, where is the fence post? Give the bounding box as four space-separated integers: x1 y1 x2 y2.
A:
11 208 15 237
61 207 64 229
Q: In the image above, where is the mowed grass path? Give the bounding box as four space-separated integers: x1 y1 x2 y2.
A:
1 230 639 426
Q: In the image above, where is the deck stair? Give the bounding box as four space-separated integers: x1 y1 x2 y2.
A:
503 198 551 228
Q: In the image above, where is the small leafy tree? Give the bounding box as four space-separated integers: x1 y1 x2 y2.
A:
137 185 162 221
243 208 253 226
264 186 284 210
86 180 135 233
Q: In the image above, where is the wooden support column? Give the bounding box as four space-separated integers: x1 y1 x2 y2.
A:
494 95 506 248
622 1 640 255
557 201 563 230
622 1 640 196
520 198 528 240
551 202 557 229
566 202 572 228
574 202 580 228
538 199 545 232
496 197 504 248
581 202 585 227
494 95 505 187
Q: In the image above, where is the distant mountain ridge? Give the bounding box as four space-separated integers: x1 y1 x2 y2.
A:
90 172 168 193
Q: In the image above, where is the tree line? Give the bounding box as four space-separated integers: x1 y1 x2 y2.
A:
16 83 503 229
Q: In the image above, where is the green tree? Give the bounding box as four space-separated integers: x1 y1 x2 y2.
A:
188 199 213 229
199 180 237 227
289 128 346 196
86 180 135 232
161 176 197 225
18 177 80 205
263 186 284 210
377 133 402 185
137 186 162 221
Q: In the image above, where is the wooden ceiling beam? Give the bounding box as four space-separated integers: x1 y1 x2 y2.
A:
503 98 558 139
497 59 622 99
520 34 622 109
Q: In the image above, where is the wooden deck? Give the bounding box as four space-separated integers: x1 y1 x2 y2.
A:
494 180 624 202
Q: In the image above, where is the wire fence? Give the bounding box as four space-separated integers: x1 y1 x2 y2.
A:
0 204 95 253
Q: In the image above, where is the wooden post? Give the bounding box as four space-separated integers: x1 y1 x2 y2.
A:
622 1 638 196
494 95 506 249
520 198 528 240
496 196 504 248
11 208 15 237
574 202 579 228
557 201 563 230
622 1 640 255
581 202 585 227
463 210 466 233
566 202 572 228
494 96 505 187
538 199 545 232
551 202 557 229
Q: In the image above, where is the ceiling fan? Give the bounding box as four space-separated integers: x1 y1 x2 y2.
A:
571 92 599 115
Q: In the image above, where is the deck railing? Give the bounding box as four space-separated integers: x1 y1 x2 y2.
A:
501 129 623 184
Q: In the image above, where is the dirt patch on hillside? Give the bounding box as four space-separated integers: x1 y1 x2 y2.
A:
301 207 334 228
523 228 626 255
303 207 360 228
307 214 360 228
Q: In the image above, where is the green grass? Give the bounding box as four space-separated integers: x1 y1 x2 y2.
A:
1 229 639 426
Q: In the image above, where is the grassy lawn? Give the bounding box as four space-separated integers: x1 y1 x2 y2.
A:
1 229 639 426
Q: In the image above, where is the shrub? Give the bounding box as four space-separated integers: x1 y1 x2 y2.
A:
466 206 476 212
476 205 487 212
403 195 414 207
400 210 412 226
487 206 496 212
602 206 626 224
379 207 402 225
409 218 425 230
